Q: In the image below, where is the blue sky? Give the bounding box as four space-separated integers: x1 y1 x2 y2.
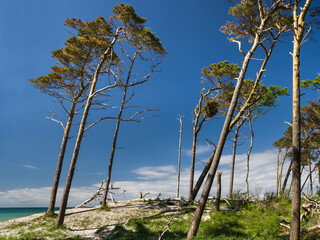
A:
0 1 319 207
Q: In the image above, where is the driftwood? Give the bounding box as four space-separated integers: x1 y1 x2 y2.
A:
279 195 320 236
300 194 320 221
76 180 126 208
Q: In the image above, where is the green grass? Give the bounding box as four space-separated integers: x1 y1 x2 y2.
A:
2 197 320 239
103 198 320 240
1 215 83 240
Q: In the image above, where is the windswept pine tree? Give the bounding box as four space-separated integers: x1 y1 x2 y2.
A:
29 17 118 214
188 0 291 238
56 4 166 227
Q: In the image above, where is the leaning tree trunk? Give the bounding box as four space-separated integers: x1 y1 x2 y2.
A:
187 27 262 238
245 117 254 197
177 115 183 198
290 1 312 239
101 50 139 207
228 120 243 198
47 103 76 214
281 159 292 196
190 152 214 201
56 34 119 227
189 129 198 200
101 86 127 207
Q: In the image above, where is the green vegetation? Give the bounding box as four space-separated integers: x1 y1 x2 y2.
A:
102 197 319 240
1 215 83 240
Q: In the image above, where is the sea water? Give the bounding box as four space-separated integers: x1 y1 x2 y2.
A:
0 208 51 222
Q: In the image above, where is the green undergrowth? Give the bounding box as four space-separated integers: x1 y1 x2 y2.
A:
1 214 84 240
104 198 320 240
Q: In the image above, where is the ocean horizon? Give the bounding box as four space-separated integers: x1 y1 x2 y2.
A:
0 207 60 222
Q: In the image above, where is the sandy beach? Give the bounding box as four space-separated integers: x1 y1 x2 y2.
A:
0 199 179 239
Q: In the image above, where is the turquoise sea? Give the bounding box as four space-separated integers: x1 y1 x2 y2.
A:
0 208 54 222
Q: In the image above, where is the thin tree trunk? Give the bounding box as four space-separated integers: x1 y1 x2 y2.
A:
177 115 183 198
276 148 281 197
229 121 241 198
47 104 76 214
56 33 119 227
101 86 128 207
215 172 222 212
290 1 312 239
189 129 198 200
281 159 292 196
278 154 286 196
308 156 313 195
101 49 140 207
245 117 254 197
187 26 262 238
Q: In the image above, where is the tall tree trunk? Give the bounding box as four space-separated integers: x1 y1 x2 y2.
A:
290 1 312 239
189 130 198 200
228 122 241 198
47 103 76 214
101 49 140 207
276 148 281 197
177 115 183 198
56 33 119 227
101 86 128 207
215 172 222 212
245 117 254 197
187 27 262 238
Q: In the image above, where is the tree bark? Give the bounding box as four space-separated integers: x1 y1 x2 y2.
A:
187 25 262 238
276 148 281 197
190 152 214 201
177 115 183 198
47 106 75 214
228 119 244 198
290 1 312 239
245 117 254 197
101 87 126 207
281 159 292 196
215 172 222 212
308 156 313 195
189 129 198 200
56 32 119 227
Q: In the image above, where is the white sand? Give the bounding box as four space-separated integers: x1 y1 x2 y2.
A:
0 199 169 239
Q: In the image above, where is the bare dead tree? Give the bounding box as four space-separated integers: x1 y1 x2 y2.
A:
177 115 183 198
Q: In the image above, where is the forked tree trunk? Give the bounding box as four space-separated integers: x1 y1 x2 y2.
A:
215 171 222 212
47 104 76 214
187 26 262 238
56 33 119 227
177 115 183 198
245 117 254 197
290 1 312 239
